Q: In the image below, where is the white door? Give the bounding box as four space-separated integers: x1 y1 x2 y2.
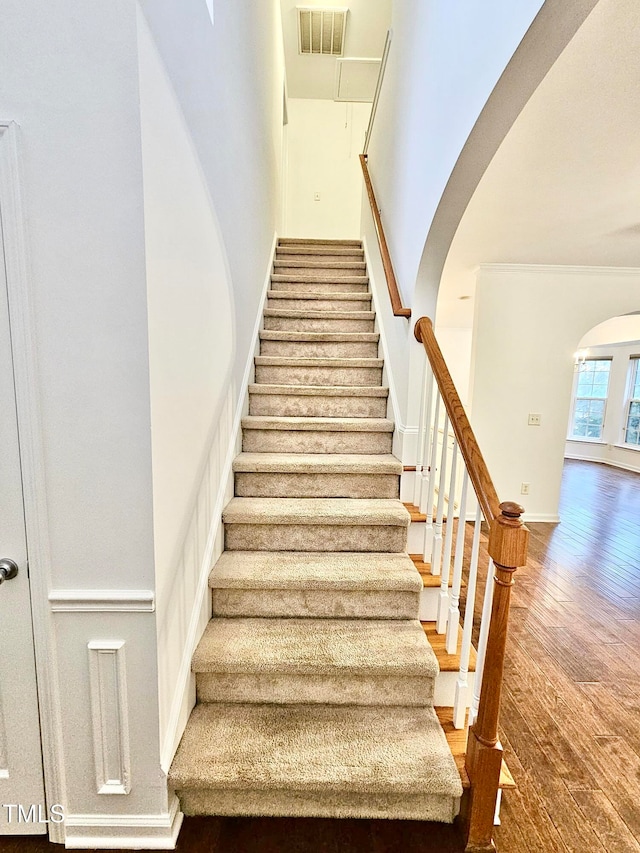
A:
0 211 47 834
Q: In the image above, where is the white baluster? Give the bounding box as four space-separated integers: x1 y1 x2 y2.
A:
436 439 458 633
445 470 469 653
421 392 440 561
413 359 427 506
453 504 482 728
430 413 450 577
417 368 434 509
469 556 496 728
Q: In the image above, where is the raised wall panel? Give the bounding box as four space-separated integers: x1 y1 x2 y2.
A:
88 641 131 795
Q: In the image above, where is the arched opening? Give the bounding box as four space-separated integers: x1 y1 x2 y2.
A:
566 313 640 470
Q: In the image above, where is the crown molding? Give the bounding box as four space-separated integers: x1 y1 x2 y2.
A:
477 263 640 277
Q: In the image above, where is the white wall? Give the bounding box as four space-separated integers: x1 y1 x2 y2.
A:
138 0 285 390
0 0 170 841
580 314 640 347
471 265 640 522
565 340 640 473
135 0 285 769
284 99 371 238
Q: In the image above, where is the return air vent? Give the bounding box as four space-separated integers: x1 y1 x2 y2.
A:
297 7 348 56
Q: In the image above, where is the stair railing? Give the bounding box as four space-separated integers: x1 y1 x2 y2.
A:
414 315 529 852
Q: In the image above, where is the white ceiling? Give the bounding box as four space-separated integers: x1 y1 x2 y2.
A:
437 0 640 328
280 0 391 100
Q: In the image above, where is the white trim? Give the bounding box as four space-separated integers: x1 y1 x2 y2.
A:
478 263 640 277
564 452 640 475
63 795 182 850
159 232 277 772
362 236 405 431
87 641 131 795
522 513 561 523
0 121 66 843
49 590 155 612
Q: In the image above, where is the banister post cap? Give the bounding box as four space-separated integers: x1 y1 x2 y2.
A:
499 501 524 518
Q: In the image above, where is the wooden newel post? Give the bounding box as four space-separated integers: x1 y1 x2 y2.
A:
463 501 529 853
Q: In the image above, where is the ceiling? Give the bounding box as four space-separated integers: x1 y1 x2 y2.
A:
437 0 640 328
280 0 391 100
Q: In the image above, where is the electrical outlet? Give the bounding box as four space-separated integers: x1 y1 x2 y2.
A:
314 192 321 202
528 413 541 426
521 483 530 495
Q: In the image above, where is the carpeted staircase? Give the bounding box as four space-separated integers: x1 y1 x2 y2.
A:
169 238 463 822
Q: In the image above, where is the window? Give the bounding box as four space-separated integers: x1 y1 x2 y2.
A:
623 357 640 447
570 358 611 440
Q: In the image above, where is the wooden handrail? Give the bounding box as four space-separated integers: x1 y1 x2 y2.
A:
413 316 499 524
414 314 530 851
359 154 411 319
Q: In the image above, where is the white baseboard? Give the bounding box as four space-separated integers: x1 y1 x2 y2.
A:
160 233 277 772
64 796 182 850
565 452 640 475
522 513 560 523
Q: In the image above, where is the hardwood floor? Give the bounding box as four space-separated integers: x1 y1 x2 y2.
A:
5 460 640 852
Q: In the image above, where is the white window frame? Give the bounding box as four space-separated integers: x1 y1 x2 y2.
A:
622 355 640 449
567 357 612 442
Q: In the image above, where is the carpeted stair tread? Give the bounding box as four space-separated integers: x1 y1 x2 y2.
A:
233 453 401 475
278 238 362 246
267 290 371 302
260 331 379 343
169 702 463 799
192 618 438 678
276 246 364 256
209 551 422 592
271 274 369 285
248 384 389 398
242 416 393 432
254 357 383 374
264 308 374 320
222 497 410 527
274 260 367 270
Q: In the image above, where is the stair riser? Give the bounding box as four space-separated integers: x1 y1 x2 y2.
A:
195 673 434 706
224 523 407 552
242 430 392 454
260 340 378 358
263 316 374 333
234 472 400 499
249 393 388 418
211 588 420 619
274 265 366 276
176 789 459 822
254 365 382 386
267 296 371 312
270 279 369 294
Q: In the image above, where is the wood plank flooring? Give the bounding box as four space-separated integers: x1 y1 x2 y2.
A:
5 460 640 852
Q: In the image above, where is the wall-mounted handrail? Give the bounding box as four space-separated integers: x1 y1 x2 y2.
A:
414 316 499 523
363 29 392 156
359 154 411 319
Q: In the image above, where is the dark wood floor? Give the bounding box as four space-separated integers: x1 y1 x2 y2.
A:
5 460 640 852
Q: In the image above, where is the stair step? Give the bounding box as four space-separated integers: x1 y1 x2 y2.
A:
254 355 383 387
266 291 371 313
271 274 369 285
209 551 421 619
274 259 367 271
263 308 375 333
192 618 437 705
233 452 401 498
259 331 378 359
278 238 362 247
248 383 389 418
270 278 369 294
170 703 463 820
423 622 477 674
276 246 364 258
223 497 410 552
242 415 394 454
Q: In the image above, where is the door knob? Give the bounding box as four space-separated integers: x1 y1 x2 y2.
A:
0 559 19 584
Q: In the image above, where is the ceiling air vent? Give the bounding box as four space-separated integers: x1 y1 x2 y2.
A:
297 7 348 56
